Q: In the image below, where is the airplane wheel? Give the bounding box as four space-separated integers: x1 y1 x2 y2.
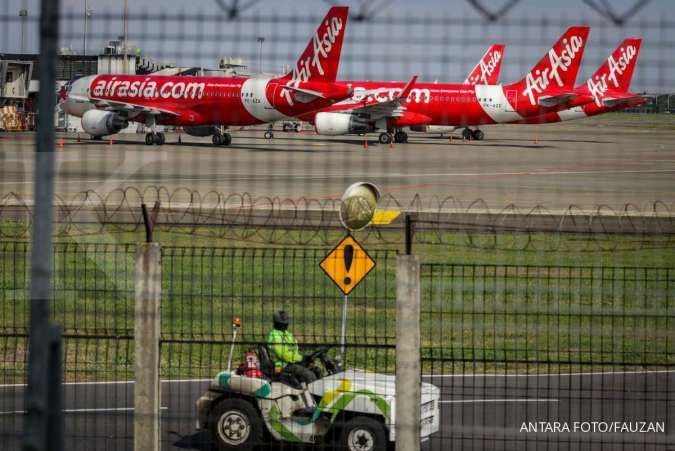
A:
294 123 301 132
264 131 274 139
155 133 165 145
462 128 473 140
212 134 223 145
394 131 408 143
145 133 155 146
282 124 290 132
221 133 232 146
472 129 484 141
378 133 392 145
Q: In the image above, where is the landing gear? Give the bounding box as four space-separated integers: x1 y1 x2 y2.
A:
144 132 165 146
378 132 392 145
462 128 485 141
144 115 164 146
264 130 274 139
394 130 408 143
212 133 232 146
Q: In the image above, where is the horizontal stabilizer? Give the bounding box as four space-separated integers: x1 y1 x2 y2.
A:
537 93 577 107
281 85 326 103
602 95 645 107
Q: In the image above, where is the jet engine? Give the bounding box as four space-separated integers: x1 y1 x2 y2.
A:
184 126 220 137
315 112 374 136
81 110 128 137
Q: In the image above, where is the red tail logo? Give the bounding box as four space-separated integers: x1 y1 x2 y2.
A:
586 38 641 106
465 44 505 85
281 6 348 105
519 26 589 106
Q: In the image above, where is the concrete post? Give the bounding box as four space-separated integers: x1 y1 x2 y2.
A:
396 255 421 451
134 243 161 451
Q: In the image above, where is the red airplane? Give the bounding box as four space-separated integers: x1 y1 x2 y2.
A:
515 38 645 124
420 43 506 136
62 6 352 146
304 26 592 143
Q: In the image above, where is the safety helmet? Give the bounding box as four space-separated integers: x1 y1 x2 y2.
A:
273 311 290 331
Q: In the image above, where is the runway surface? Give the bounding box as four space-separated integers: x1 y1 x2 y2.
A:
1 371 673 450
1 115 674 210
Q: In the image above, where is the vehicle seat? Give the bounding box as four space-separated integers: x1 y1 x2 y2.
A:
257 345 276 380
258 344 303 388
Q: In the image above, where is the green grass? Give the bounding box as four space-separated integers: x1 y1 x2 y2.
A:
1 228 673 382
577 112 675 130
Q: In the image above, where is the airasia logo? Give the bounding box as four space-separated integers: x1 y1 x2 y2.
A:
468 50 502 85
352 86 431 104
282 16 343 105
91 77 205 100
522 36 584 106
586 45 637 107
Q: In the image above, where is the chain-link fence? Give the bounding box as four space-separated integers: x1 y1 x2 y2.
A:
2 242 673 449
3 0 675 450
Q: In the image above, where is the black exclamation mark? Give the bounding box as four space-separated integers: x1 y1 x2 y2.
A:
343 244 354 286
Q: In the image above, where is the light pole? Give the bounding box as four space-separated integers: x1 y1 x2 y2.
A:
123 0 128 73
83 0 93 55
257 36 264 73
19 7 28 53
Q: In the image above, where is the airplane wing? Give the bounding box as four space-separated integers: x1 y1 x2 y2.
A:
346 76 418 120
93 97 181 116
69 94 181 117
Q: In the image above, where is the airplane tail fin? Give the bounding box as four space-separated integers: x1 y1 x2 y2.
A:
280 6 349 83
511 26 590 105
584 38 642 96
464 44 505 85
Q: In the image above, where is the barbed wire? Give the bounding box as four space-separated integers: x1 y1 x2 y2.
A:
1 187 673 252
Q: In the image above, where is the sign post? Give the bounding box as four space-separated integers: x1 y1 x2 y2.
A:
320 234 375 361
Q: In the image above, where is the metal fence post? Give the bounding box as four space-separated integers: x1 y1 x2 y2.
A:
23 0 62 450
134 243 161 451
396 254 421 451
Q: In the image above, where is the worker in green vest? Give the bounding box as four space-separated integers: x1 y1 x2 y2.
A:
267 311 317 385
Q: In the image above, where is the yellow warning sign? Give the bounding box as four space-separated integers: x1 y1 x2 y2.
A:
320 234 376 296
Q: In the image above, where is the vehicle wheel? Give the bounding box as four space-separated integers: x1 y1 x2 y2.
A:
264 131 274 139
378 133 391 145
294 123 301 132
472 129 484 141
221 133 232 146
145 133 155 145
282 124 290 132
209 398 262 451
462 128 473 140
338 416 387 451
212 134 223 145
155 132 165 145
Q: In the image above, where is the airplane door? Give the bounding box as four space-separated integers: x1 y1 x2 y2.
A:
505 90 517 112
